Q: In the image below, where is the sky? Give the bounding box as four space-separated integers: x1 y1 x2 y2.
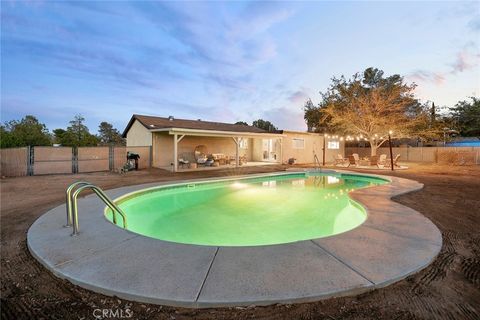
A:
1 1 479 133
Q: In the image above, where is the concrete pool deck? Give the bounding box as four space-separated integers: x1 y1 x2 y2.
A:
27 170 442 308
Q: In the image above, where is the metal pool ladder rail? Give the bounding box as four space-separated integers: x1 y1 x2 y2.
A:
313 153 322 171
66 181 127 235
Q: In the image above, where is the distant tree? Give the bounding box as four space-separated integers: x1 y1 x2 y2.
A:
55 115 98 146
98 122 125 145
234 121 249 126
53 128 73 146
0 115 51 148
430 102 436 126
0 125 20 148
252 119 278 132
309 67 437 155
303 99 335 133
450 97 480 136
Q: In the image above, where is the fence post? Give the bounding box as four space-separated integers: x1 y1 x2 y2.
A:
109 146 114 171
27 146 34 176
72 147 77 174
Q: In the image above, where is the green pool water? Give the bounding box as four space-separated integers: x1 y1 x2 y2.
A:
106 172 387 246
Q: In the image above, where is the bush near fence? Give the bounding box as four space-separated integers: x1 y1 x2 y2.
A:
0 146 152 177
344 146 480 165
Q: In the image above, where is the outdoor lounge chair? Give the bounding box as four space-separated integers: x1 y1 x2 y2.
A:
392 154 401 167
376 154 387 168
347 154 359 167
352 153 360 164
333 154 348 166
385 154 401 168
369 155 378 167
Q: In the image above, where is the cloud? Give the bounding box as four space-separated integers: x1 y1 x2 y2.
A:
133 2 294 88
408 70 445 85
287 90 310 104
261 106 306 131
409 45 479 86
450 47 479 74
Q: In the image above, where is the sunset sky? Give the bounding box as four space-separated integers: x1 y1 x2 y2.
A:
1 1 479 132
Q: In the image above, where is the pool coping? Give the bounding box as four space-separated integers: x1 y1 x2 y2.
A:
27 169 442 308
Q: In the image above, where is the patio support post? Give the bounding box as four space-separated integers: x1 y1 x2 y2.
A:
232 137 239 167
173 134 186 172
279 138 283 164
173 133 178 172
322 136 326 166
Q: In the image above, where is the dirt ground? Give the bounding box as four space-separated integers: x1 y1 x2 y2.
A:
1 163 479 320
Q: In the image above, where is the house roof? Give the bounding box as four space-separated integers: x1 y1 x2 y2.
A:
122 114 270 137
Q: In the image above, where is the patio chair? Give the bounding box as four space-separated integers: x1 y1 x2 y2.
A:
347 155 359 167
377 154 387 168
386 154 401 168
240 155 247 165
333 154 348 166
369 155 379 167
392 154 401 167
178 158 190 169
194 145 209 165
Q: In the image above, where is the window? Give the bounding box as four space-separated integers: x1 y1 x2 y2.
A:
292 138 305 149
328 141 340 149
239 138 248 149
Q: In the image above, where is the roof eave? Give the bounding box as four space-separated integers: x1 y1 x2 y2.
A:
121 115 152 138
150 127 285 137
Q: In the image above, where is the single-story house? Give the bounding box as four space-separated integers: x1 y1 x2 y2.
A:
122 114 345 172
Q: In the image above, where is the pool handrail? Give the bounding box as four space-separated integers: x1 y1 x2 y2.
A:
313 153 322 171
66 181 91 227
66 182 127 235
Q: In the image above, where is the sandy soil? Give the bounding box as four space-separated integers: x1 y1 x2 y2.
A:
1 163 479 320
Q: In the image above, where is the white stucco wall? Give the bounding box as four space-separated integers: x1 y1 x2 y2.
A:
126 120 152 147
281 131 345 164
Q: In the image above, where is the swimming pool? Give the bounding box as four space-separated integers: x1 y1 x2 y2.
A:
106 172 387 246
29 171 442 307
